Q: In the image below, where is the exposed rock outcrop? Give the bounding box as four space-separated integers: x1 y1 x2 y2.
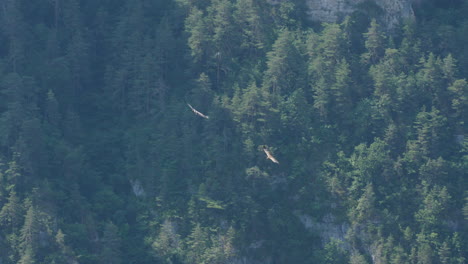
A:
294 211 350 246
271 0 417 29
306 0 415 28
130 179 146 197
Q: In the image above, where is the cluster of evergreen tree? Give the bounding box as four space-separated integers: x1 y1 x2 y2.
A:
0 0 466 263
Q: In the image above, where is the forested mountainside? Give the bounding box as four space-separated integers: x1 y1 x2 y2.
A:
0 0 466 263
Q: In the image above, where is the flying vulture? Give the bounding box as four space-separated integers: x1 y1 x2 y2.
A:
263 147 279 164
187 103 209 119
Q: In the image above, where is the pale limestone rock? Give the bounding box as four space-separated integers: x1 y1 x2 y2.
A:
275 0 417 29
376 0 414 28
130 179 146 197
294 211 350 246
305 0 354 22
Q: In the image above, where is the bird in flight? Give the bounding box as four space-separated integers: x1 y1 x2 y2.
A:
187 103 209 119
263 147 279 164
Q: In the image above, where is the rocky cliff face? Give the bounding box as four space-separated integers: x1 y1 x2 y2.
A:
296 0 415 28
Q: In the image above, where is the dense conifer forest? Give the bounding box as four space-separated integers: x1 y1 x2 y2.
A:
0 0 466 263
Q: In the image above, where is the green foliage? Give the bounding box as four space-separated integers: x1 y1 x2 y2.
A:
362 19 386 64
182 223 235 264
414 182 451 230
0 189 23 231
349 183 376 224
264 29 306 96
350 252 369 264
321 239 349 264
98 222 122 264
0 1 466 263
234 0 270 54
152 220 181 262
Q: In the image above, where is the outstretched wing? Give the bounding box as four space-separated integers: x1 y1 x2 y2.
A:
263 147 279 164
187 103 209 119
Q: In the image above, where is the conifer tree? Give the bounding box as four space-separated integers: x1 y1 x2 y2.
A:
362 19 385 65
415 182 450 230
186 7 209 65
263 29 306 96
448 79 467 130
185 223 209 264
152 220 181 262
413 107 448 158
209 0 239 57
349 183 376 224
98 222 122 264
234 81 275 139
234 0 269 56
331 58 352 119
0 189 23 231
18 202 40 264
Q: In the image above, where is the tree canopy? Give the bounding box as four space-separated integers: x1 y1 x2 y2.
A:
0 0 466 263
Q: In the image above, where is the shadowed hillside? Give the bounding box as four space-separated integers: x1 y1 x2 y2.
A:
0 0 466 263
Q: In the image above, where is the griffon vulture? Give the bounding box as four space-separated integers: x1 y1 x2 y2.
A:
187 103 209 119
263 147 279 164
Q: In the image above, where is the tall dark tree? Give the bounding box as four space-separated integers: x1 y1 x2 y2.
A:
98 222 122 264
186 7 209 65
0 189 23 231
362 19 386 65
18 202 40 264
263 29 306 96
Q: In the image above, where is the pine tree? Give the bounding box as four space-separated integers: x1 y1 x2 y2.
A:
369 48 410 123
416 53 444 108
279 88 311 139
349 183 376 224
186 7 209 64
331 58 352 119
362 19 385 65
4 159 22 191
309 22 350 120
0 189 23 231
441 54 457 83
438 240 451 264
98 222 122 264
185 223 209 264
413 107 448 158
263 29 306 96
448 79 467 131
234 0 269 56
234 81 275 139
152 220 182 262
415 182 450 230
418 157 448 185
450 233 466 264
416 242 433 264
314 23 348 73
204 226 236 264
209 0 239 57
18 202 40 264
